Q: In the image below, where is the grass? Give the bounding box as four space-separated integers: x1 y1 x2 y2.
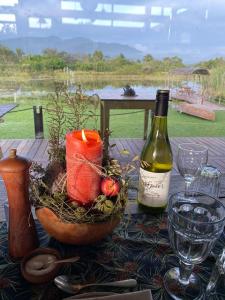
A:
109 108 225 138
0 69 168 82
168 109 225 137
1 101 225 139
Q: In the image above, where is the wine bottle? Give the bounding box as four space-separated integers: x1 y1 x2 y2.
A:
138 89 173 213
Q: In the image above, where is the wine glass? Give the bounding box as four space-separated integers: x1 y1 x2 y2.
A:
164 191 225 300
177 143 208 195
206 247 225 295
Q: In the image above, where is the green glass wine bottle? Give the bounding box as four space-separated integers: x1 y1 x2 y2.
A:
138 89 173 213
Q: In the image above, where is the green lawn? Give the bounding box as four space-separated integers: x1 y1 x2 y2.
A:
168 109 225 137
1 101 225 139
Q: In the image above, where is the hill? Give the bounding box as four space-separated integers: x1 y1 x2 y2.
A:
0 36 143 59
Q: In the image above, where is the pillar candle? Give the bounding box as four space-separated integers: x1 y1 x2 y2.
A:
66 129 103 205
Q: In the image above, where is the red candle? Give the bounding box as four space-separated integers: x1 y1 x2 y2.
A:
66 129 103 205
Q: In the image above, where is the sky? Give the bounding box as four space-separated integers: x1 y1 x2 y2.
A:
0 0 224 63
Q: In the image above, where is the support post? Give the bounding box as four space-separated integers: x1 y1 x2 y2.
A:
33 106 44 139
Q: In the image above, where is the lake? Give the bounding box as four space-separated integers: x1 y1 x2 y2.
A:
0 78 177 103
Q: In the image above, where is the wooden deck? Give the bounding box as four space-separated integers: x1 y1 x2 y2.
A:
1 137 225 221
1 137 225 173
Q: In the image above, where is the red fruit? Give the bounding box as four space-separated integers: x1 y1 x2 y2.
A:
101 177 120 197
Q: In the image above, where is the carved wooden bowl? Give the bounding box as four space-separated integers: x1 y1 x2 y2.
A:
36 207 120 245
21 247 61 284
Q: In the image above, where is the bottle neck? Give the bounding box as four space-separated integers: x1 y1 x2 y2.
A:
155 91 169 116
150 116 168 138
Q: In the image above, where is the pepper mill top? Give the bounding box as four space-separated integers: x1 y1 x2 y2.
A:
0 149 31 173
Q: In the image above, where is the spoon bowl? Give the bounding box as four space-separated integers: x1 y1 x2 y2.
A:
54 275 137 294
36 256 80 270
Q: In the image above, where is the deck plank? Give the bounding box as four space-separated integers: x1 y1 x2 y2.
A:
33 139 48 161
1 140 20 156
0 140 14 154
1 137 225 172
1 137 225 221
26 139 43 160
16 139 32 155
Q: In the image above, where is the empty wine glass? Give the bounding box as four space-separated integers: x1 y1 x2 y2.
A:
192 165 221 198
164 192 225 300
177 143 208 195
206 247 225 295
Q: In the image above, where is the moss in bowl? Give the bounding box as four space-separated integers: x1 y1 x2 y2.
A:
31 160 128 245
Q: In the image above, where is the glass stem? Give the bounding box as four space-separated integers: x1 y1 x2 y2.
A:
179 260 194 285
184 178 192 196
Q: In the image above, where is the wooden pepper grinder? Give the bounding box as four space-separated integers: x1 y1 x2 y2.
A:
0 149 39 259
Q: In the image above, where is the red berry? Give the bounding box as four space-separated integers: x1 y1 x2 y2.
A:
101 177 120 197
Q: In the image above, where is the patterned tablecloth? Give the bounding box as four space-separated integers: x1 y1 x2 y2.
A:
0 212 225 300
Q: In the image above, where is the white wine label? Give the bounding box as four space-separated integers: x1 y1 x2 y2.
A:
138 168 171 207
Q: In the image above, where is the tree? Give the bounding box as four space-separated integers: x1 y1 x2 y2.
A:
0 45 17 64
92 50 104 62
15 48 24 60
197 57 225 69
45 57 66 70
111 54 130 66
162 56 184 70
143 54 154 63
43 48 59 57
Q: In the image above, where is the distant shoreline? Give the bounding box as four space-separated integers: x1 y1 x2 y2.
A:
0 70 168 82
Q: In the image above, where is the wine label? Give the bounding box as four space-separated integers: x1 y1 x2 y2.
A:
138 168 171 207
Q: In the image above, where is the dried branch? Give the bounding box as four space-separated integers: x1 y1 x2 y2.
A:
46 83 100 164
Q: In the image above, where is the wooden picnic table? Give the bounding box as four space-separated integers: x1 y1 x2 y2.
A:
98 92 156 147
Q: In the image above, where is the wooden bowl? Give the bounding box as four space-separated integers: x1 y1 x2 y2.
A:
21 247 61 284
35 207 120 245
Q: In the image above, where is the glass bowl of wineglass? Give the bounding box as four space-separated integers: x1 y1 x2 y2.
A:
177 143 208 197
164 191 225 300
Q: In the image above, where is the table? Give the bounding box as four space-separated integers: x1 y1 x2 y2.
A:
0 214 224 299
0 176 225 300
99 93 155 150
178 86 193 96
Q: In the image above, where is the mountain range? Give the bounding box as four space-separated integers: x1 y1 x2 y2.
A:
1 35 224 64
0 36 143 59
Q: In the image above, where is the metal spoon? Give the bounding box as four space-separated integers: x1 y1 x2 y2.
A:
63 292 118 299
36 256 80 270
54 275 137 294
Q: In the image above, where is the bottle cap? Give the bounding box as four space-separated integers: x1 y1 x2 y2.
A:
155 89 170 116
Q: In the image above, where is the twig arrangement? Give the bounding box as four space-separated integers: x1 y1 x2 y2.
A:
30 84 132 224
46 83 99 164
